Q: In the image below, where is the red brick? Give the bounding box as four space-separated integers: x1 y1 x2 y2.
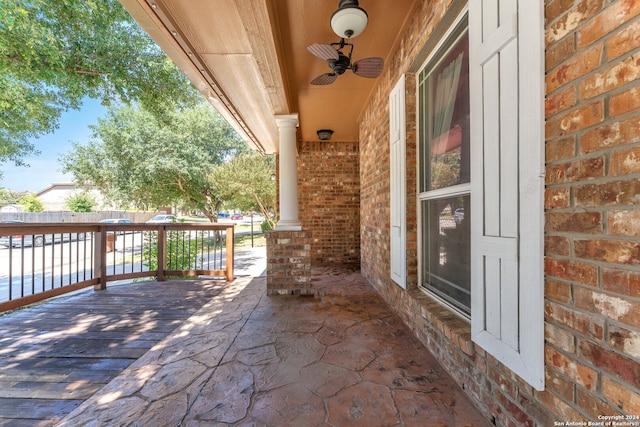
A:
548 44 603 93
611 146 640 176
608 18 640 60
575 179 640 207
545 211 602 233
608 323 640 359
602 268 640 298
545 235 571 256
545 257 599 286
545 101 604 138
580 115 640 154
579 339 640 388
545 279 573 304
578 0 640 50
544 187 571 209
545 300 605 340
545 322 577 353
608 210 640 237
489 366 517 400
610 84 640 116
580 54 640 100
545 365 575 402
545 0 604 46
536 389 584 422
576 388 622 420
495 389 534 427
545 346 598 390
546 86 577 116
545 156 605 184
545 0 577 25
574 238 640 266
298 141 359 265
603 376 640 413
574 286 640 328
546 137 576 162
545 34 576 71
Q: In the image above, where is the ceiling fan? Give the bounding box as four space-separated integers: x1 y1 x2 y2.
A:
307 38 384 85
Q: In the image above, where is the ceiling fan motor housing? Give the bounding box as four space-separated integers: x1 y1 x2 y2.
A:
329 54 351 75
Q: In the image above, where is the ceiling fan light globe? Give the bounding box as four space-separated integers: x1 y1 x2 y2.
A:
330 6 368 39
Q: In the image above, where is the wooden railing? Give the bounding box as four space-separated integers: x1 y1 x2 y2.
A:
0 222 234 313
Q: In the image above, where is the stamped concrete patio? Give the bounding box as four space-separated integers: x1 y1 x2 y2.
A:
2 248 490 426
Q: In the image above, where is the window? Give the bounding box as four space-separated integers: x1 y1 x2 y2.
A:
418 18 470 316
415 0 544 390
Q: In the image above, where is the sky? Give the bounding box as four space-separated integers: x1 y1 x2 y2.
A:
1 98 107 193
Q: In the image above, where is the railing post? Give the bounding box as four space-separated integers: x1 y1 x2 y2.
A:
157 227 166 281
226 225 234 281
94 227 107 290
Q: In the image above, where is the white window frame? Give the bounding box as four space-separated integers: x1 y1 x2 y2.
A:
417 8 470 318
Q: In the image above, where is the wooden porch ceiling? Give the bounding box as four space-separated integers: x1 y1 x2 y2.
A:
118 0 418 154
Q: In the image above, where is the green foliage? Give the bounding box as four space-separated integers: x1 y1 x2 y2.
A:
211 153 276 229
0 187 25 206
66 192 95 212
0 0 200 166
430 150 462 190
142 230 203 276
18 193 43 212
260 220 273 233
60 102 249 220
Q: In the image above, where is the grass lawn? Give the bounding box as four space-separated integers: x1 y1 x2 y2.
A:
235 232 265 248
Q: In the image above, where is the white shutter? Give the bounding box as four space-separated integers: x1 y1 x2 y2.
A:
390 76 406 289
469 0 545 390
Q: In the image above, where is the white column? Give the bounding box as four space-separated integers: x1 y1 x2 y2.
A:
275 114 302 231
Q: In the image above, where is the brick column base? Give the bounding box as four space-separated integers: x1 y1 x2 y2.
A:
266 230 313 296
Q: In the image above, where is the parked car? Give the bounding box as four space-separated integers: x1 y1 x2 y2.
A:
146 214 177 223
0 220 87 248
99 218 134 234
231 213 243 220
100 218 134 225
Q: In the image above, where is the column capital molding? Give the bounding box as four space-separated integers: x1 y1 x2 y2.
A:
275 114 299 129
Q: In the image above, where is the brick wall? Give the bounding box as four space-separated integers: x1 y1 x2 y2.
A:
298 141 360 265
544 0 640 419
266 230 312 295
359 0 640 426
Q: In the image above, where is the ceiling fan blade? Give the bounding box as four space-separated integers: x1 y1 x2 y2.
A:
353 57 384 78
311 73 338 85
307 43 339 61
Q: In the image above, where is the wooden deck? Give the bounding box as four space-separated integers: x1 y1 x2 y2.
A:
0 279 228 426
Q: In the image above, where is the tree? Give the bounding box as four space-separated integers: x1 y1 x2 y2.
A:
19 193 43 212
211 153 276 229
0 187 25 207
0 0 200 169
66 192 95 212
60 102 250 221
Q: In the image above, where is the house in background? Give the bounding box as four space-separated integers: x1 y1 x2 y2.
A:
118 0 640 424
36 183 111 211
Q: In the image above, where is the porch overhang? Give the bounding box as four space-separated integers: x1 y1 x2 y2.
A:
117 0 419 153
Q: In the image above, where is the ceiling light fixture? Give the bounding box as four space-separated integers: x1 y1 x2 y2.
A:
330 0 368 39
317 129 334 141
